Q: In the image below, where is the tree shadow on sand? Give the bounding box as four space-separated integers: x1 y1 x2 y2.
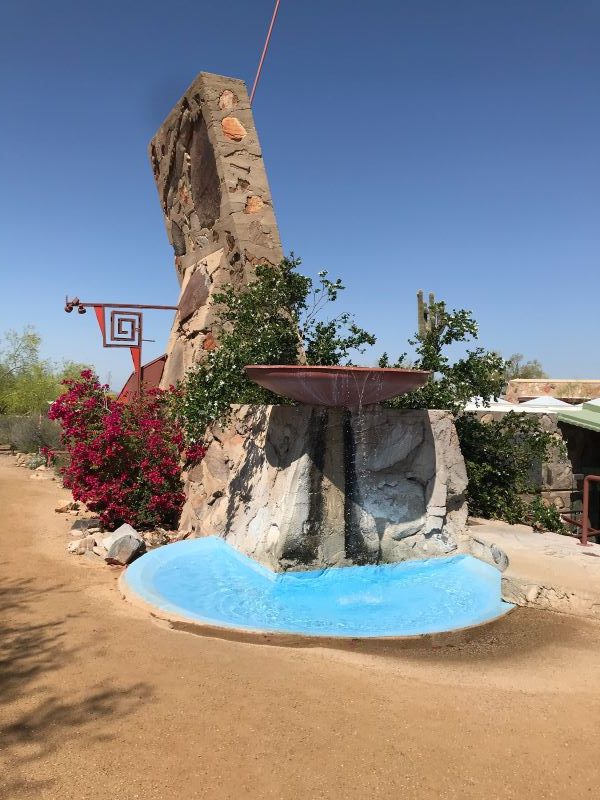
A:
0 575 151 798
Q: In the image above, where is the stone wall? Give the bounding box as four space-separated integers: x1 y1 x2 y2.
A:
149 72 284 387
506 379 600 403
180 405 469 571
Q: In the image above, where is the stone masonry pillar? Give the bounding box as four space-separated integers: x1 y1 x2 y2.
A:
149 72 284 387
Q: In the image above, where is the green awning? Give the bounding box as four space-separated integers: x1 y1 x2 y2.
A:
557 401 600 433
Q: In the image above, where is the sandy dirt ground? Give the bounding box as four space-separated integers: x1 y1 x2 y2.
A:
1 455 600 800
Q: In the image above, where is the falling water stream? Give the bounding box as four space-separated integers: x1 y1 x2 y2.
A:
343 368 387 563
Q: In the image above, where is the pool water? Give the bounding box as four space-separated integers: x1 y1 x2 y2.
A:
122 537 513 638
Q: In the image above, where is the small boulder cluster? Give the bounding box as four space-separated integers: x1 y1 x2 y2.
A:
14 452 33 467
14 452 55 480
63 511 174 567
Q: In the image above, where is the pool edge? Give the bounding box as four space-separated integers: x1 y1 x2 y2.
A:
118 570 516 650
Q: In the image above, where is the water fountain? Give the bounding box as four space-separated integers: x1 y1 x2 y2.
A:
120 71 513 640
122 365 513 639
243 365 430 406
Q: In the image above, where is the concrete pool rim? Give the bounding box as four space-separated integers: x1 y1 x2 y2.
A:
119 538 515 647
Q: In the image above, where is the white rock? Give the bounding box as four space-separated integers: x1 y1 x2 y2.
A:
67 536 95 555
105 534 146 566
101 523 142 551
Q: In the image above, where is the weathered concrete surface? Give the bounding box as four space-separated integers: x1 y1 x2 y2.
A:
149 72 284 387
180 405 469 571
470 520 600 620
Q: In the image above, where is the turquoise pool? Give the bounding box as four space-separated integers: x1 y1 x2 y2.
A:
122 537 513 638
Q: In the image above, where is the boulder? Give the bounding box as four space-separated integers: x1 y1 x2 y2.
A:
179 405 469 571
142 529 170 548
56 502 79 513
71 517 102 533
105 535 146 566
101 523 142 551
67 535 95 555
466 536 510 572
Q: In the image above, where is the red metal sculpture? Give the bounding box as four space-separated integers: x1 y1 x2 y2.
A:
64 297 178 397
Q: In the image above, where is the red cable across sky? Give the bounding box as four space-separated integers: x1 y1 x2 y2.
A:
250 0 281 104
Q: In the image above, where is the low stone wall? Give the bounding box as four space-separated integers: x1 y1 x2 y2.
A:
180 405 469 571
506 379 600 404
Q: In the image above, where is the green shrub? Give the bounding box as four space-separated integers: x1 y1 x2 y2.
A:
381 299 567 529
456 412 566 529
0 414 62 453
381 301 505 413
26 453 47 469
0 326 89 414
179 255 375 440
526 495 566 533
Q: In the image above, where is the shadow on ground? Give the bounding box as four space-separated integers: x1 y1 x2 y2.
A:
339 606 597 663
0 575 151 799
170 603 598 666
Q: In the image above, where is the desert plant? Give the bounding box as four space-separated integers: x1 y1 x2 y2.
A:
0 326 89 414
26 453 47 469
49 371 201 530
380 301 506 413
380 299 566 527
504 353 547 382
526 495 566 533
456 411 566 529
0 414 62 453
179 255 375 439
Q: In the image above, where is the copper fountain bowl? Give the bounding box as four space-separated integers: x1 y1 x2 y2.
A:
244 365 430 407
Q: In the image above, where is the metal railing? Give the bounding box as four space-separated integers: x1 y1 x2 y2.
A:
561 474 600 546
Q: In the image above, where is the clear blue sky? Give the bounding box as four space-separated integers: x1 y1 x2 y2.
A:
1 0 598 387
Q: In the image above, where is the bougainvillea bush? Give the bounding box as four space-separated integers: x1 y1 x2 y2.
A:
49 370 201 530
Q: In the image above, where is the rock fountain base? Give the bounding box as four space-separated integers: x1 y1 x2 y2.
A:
181 405 475 571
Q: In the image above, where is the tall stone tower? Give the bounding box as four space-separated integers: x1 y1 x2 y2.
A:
149 72 284 387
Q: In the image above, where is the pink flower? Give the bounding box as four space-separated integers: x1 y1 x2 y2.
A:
50 374 187 530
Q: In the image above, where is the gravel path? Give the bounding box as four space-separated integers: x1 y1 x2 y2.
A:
1 454 600 799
